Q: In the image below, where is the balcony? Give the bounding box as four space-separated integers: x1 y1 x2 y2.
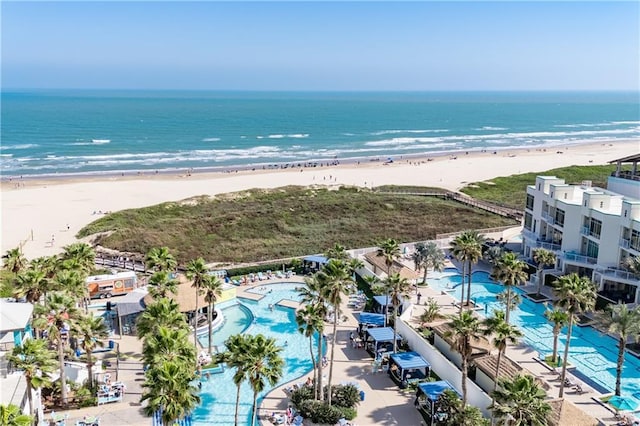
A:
541 212 555 225
562 252 597 265
522 229 537 241
580 226 590 237
619 238 631 249
597 267 639 282
535 241 561 252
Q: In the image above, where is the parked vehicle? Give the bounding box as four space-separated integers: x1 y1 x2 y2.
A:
87 271 137 299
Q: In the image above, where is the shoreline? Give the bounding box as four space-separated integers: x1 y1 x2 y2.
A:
1 139 637 260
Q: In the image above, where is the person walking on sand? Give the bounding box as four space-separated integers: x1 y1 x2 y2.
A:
51 234 55 246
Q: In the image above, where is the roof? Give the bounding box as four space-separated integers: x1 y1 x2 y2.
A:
303 255 329 264
0 299 33 332
417 380 460 401
373 295 393 307
609 153 640 164
363 252 419 281
366 326 401 343
389 351 430 370
358 312 385 326
432 322 492 356
115 288 148 317
143 273 208 313
547 398 598 426
474 354 522 381
86 271 136 283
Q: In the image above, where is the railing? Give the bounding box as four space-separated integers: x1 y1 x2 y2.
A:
596 267 639 281
541 212 555 225
521 229 537 241
619 238 631 249
580 226 590 237
535 241 561 251
562 252 598 265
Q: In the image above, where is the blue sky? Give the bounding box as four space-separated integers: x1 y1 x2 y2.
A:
2 1 638 91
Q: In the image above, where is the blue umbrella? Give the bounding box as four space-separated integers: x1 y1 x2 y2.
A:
609 395 639 411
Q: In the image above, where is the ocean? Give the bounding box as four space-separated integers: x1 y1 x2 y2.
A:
1 90 639 177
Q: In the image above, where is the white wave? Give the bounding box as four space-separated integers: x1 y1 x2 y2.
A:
555 121 640 128
202 138 221 142
365 137 445 147
475 126 507 131
342 133 356 136
1 144 39 150
370 129 449 136
264 134 309 139
288 134 309 138
256 136 264 139
610 121 640 125
291 145 303 149
91 139 111 144
240 136 247 139
0 153 13 158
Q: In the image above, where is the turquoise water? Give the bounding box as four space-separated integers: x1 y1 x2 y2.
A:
2 90 639 176
192 283 317 426
429 271 640 405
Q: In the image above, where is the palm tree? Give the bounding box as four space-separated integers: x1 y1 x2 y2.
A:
413 242 446 286
60 243 95 276
385 273 412 352
319 259 353 405
147 271 179 299
596 304 640 396
53 269 88 312
185 258 208 351
145 247 177 273
220 334 252 425
73 314 109 389
0 404 33 426
532 249 556 297
325 243 349 261
2 248 27 274
376 238 401 326
142 326 197 368
544 305 569 365
450 230 484 309
483 311 523 392
7 339 56 422
297 274 328 400
30 256 61 282
137 298 188 339
13 268 49 304
245 334 284 426
445 310 481 406
201 274 223 356
491 252 527 324
622 255 640 277
295 304 323 398
491 374 551 426
553 273 596 398
32 292 80 407
141 360 200 426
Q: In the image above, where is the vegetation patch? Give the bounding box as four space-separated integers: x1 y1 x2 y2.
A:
77 186 516 264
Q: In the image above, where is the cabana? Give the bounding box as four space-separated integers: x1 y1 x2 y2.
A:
303 255 329 273
388 351 430 388
415 380 460 426
364 327 401 357
372 295 399 316
357 312 385 336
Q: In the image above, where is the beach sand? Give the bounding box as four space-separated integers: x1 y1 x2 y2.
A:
2 140 637 260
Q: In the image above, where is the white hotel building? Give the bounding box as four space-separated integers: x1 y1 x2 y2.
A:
522 154 640 305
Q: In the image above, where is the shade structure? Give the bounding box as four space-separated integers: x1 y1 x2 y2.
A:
417 380 460 401
373 295 393 307
143 274 207 313
389 351 430 371
358 312 385 327
366 326 401 343
609 395 639 412
115 288 147 317
152 409 192 426
303 255 329 264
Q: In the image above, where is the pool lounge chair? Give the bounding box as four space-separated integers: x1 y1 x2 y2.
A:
292 415 304 426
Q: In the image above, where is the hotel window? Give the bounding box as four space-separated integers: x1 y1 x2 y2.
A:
624 210 628 218
564 193 567 199
585 240 599 259
524 212 532 230
526 194 534 210
589 218 602 239
631 229 640 251
600 201 604 208
555 209 565 227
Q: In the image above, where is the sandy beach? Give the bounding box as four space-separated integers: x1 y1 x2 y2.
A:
2 140 637 260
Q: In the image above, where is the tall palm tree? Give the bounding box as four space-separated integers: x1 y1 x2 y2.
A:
60 243 95 276
220 334 252 426
491 374 551 426
30 256 61 282
2 247 27 274
491 252 527 324
483 311 523 392
318 259 353 405
7 339 57 423
32 292 80 407
297 274 328 400
201 274 223 356
73 314 109 389
413 242 446 286
137 298 188 339
553 273 596 398
445 310 481 406
0 404 33 426
450 231 484 309
596 304 640 396
622 255 640 277
145 247 177 273
13 268 49 304
141 360 200 426
544 305 569 365
185 258 208 351
325 243 349 261
376 238 401 326
53 269 88 312
147 271 179 299
385 273 412 352
295 304 323 399
142 326 197 368
532 249 556 297
245 334 284 426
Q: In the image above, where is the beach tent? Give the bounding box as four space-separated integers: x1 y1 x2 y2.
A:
364 327 401 356
415 380 460 426
388 351 430 385
303 255 329 272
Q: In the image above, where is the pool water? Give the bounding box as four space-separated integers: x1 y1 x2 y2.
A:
428 271 640 406
192 283 318 426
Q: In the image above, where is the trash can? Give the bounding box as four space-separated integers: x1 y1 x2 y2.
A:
359 390 365 401
108 340 115 349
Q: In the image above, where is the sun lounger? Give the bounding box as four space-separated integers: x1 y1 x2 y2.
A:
292 415 304 426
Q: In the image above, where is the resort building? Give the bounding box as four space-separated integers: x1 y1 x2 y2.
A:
522 154 640 305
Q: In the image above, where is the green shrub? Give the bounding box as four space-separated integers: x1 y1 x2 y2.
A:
327 384 360 408
297 400 344 425
289 385 315 408
338 406 357 420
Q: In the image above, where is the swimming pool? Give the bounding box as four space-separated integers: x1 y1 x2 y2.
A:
428 271 640 406
192 282 318 426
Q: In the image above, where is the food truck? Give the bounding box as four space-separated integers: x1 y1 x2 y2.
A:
87 271 137 299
